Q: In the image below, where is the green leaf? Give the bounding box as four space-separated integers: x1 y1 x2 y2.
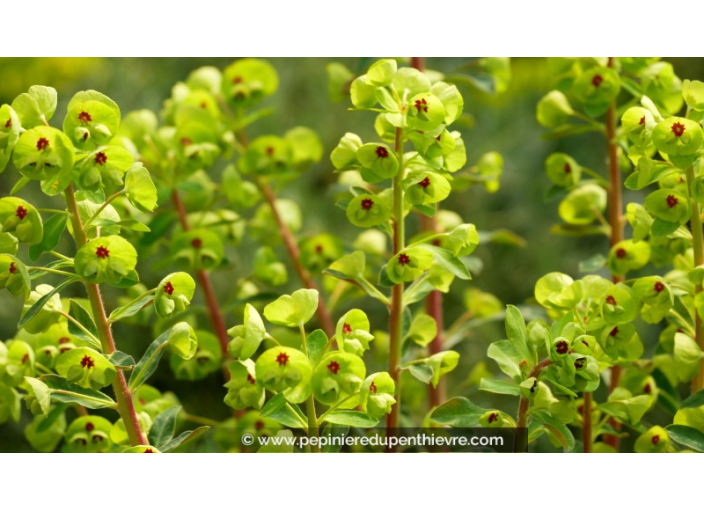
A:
666 424 704 452
24 376 51 416
263 288 319 328
128 327 172 391
42 374 117 409
18 276 80 329
68 299 99 347
108 351 135 369
149 406 181 449
532 410 575 451
160 426 210 453
680 389 704 409
408 364 434 384
431 397 485 427
28 214 66 261
422 244 471 280
579 253 607 273
11 85 58 127
487 340 523 379
306 329 327 365
479 378 522 396
322 410 378 427
260 393 307 429
505 305 532 362
125 163 158 212
109 293 154 322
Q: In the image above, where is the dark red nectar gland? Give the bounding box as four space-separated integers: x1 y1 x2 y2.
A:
592 74 604 87
327 360 341 375
4 118 10 128
398 253 411 265
80 355 95 369
342 323 352 335
375 146 389 158
78 111 93 124
361 198 374 211
564 163 571 174
671 122 686 138
615 248 627 259
666 194 678 208
94 152 108 166
246 374 256 385
574 357 586 370
605 295 617 306
59 337 70 345
191 238 202 248
555 340 569 355
654 281 665 293
487 412 498 424
610 326 619 337
95 246 110 259
265 146 275 156
180 137 192 147
232 76 243 84
16 206 27 220
9 262 17 274
643 383 652 394
651 435 660 445
530 380 538 393
36 137 50 151
163 282 174 295
315 244 324 254
276 351 290 366
370 381 377 394
414 98 428 113
21 353 29 364
85 422 95 432
417 177 431 188
143 448 155 453
639 116 645 126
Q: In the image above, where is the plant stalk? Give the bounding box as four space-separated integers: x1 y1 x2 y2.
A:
687 166 704 392
603 56 623 451
171 189 229 355
299 325 319 452
514 358 552 453
410 56 446 409
64 184 147 446
386 127 405 452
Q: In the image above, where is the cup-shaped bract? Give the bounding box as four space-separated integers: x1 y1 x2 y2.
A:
335 309 374 356
74 235 138 285
63 90 121 149
359 372 396 419
225 359 265 410
154 272 196 319
311 352 366 405
387 246 433 283
55 347 116 390
255 346 312 404
0 197 43 246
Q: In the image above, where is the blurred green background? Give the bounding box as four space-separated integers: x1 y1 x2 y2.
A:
1 57 703 451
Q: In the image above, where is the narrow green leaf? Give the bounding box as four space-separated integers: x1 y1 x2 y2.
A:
42 375 117 409
109 293 154 322
431 397 485 427
408 364 434 384
322 410 378 427
532 410 575 451
306 329 327 365
108 351 135 370
128 328 171 391
18 276 80 329
479 377 522 396
149 406 181 449
666 425 704 452
260 393 307 429
68 299 99 346
29 214 67 261
160 426 210 452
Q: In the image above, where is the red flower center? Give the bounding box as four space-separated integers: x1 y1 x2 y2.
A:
610 326 619 337
375 146 389 158
327 360 341 375
9 262 17 274
414 98 428 113
96 246 110 259
78 111 93 124
654 281 665 293
255 420 265 430
555 340 569 354
643 383 652 394
488 412 498 424
266 146 275 156
605 295 617 306
4 118 11 128
232 76 243 84
615 248 627 259
361 198 374 210
418 177 431 188
370 381 377 394
21 353 29 364
80 355 95 369
398 253 411 265
530 380 538 393
143 448 155 453
85 422 95 432
314 244 324 254
59 337 70 344
276 351 289 366
671 122 685 137
639 116 645 126
16 205 27 220
180 137 192 146
342 323 352 335
592 74 604 87
564 163 571 174
94 152 108 166
37 137 50 151
666 194 678 208
163 282 174 295
246 373 256 385
191 238 202 248
651 434 660 445
574 357 586 370
200 101 207 109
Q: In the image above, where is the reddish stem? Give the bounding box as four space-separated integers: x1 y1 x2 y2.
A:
170 189 229 354
602 56 623 451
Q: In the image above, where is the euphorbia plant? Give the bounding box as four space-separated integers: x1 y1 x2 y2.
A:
0 86 207 452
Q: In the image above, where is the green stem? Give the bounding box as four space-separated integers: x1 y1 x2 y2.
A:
83 190 127 230
687 165 704 392
38 208 68 215
299 325 319 452
49 250 73 262
63 184 147 446
29 266 75 278
385 127 405 452
514 358 552 453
